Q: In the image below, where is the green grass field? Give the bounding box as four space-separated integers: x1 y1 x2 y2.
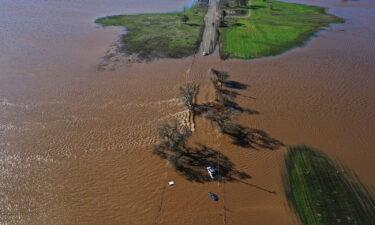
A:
219 0 344 59
284 145 375 225
95 2 207 60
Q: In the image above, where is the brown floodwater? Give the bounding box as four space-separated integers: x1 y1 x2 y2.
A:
0 0 374 224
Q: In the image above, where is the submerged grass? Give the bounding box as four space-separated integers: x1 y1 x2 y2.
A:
284 145 375 225
219 0 344 59
95 1 208 60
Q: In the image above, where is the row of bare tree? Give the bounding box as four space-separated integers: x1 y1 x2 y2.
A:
152 69 283 182
207 69 241 132
153 69 238 169
153 83 200 169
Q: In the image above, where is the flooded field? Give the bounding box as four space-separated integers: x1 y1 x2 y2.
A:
0 0 374 224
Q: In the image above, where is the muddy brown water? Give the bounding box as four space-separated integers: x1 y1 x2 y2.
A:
1 0 374 224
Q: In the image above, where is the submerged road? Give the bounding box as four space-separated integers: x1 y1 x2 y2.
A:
202 0 220 55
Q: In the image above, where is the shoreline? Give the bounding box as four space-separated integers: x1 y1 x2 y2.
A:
95 1 208 61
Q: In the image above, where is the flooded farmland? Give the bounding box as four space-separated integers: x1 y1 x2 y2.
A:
0 0 374 224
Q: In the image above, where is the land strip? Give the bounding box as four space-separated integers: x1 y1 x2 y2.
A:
202 0 220 55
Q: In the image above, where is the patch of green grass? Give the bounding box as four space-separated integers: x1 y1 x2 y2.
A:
284 145 375 225
219 0 344 59
95 3 207 60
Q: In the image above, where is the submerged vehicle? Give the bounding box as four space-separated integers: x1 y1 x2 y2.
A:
206 166 217 179
209 192 219 201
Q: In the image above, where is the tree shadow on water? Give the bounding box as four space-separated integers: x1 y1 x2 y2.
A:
193 100 259 118
224 80 249 90
193 103 282 151
223 123 284 150
216 81 258 114
154 143 277 194
222 98 260 115
176 144 251 183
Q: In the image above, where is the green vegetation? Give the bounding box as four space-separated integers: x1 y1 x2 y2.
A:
219 0 344 59
284 145 375 225
95 1 208 60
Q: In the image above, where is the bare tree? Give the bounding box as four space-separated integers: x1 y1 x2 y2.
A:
179 83 199 110
216 89 233 106
210 69 233 104
154 120 192 169
211 74 220 90
204 107 239 133
211 69 230 89
156 120 192 153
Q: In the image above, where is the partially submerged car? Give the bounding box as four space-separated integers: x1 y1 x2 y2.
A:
206 166 217 179
209 192 219 201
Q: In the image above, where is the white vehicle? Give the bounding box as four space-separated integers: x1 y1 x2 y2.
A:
206 166 217 179
203 51 208 56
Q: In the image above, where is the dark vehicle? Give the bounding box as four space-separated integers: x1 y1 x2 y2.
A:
209 192 219 201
